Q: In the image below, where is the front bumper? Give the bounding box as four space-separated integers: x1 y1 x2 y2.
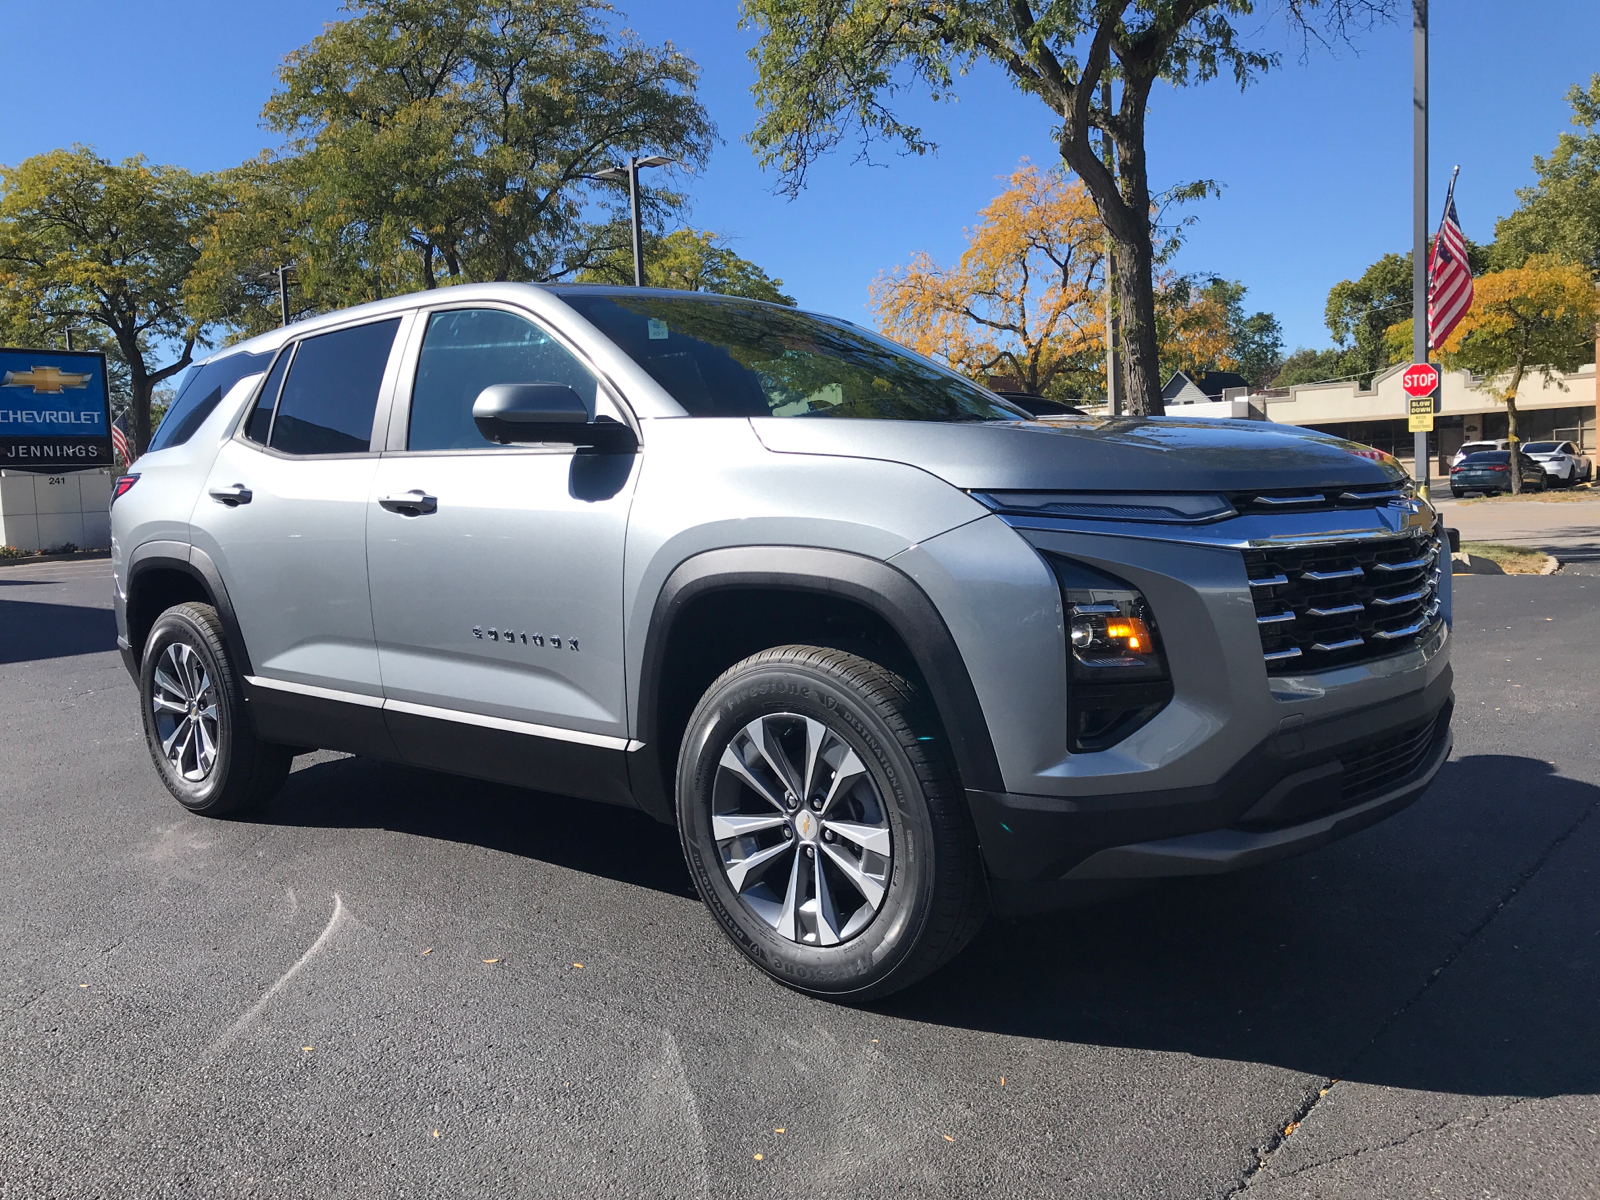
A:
968 663 1453 892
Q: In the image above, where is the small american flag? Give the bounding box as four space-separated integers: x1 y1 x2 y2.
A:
111 414 133 466
1428 177 1474 349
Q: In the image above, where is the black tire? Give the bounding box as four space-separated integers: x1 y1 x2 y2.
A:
1450 488 1463 498
676 645 988 1002
139 602 292 817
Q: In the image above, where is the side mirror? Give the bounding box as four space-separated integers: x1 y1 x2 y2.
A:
471 383 636 451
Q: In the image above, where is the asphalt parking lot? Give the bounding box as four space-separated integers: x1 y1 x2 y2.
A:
3 559 1597 1199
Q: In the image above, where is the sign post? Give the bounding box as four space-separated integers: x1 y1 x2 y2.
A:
0 347 114 472
1413 0 1430 497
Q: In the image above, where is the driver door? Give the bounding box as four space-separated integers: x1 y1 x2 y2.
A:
365 305 641 805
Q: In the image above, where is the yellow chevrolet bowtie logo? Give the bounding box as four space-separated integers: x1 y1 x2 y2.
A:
1 366 93 394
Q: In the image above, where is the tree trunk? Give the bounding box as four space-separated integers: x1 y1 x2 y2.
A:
1504 358 1526 496
1114 221 1161 415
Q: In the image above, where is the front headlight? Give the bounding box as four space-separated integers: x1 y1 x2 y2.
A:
1050 556 1174 752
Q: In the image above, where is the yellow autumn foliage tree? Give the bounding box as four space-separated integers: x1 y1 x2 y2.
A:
1388 255 1597 493
870 162 1106 399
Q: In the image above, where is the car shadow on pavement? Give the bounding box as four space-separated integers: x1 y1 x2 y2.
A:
881 754 1600 1102
0 598 118 664
252 750 696 899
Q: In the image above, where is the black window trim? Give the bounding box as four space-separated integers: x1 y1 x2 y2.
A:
229 312 416 460
380 299 641 457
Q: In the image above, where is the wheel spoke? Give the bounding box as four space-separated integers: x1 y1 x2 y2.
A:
776 849 803 941
801 717 828 804
746 717 801 799
712 811 789 842
724 838 793 893
822 841 887 910
153 666 185 702
818 747 868 816
811 851 842 946
195 715 217 773
821 818 891 857
719 743 790 814
151 694 188 714
161 716 190 759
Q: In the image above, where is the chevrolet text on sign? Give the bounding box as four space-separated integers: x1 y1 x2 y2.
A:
0 348 113 471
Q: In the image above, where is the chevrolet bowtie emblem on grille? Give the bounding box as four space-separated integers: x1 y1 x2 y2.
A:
1 366 93 394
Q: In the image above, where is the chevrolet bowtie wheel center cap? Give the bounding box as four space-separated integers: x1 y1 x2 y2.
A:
794 810 817 840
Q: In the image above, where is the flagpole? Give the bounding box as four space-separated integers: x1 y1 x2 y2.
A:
1412 0 1430 499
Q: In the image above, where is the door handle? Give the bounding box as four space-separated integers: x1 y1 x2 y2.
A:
377 489 438 515
209 484 252 506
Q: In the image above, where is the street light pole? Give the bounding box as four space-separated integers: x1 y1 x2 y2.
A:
276 264 293 328
627 157 644 287
1412 0 1430 499
588 155 675 287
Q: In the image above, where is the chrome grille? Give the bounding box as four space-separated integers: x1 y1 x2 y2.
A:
1245 527 1443 673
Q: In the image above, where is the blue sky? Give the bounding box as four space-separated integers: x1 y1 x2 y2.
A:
2 0 1596 352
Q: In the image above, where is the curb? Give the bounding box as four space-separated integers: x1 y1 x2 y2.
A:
0 550 111 569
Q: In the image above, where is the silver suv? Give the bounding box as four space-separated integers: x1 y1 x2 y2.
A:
112 284 1453 999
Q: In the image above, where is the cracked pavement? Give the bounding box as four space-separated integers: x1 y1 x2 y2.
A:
2 559 1597 1199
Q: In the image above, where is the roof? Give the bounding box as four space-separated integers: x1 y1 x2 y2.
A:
1161 370 1251 402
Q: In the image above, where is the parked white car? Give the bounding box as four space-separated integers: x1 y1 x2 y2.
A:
1450 439 1509 467
1520 441 1592 487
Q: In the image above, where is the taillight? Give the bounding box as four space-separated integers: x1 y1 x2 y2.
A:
1489 465 1509 472
112 474 140 502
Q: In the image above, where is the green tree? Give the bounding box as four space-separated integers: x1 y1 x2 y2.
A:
1494 75 1600 272
740 0 1394 416
578 228 795 303
1270 345 1355 390
195 0 716 338
0 147 215 453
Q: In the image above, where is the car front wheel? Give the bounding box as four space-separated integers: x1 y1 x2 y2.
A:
140 602 293 816
676 645 988 1001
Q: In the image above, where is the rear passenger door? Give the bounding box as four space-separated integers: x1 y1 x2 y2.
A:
194 316 409 735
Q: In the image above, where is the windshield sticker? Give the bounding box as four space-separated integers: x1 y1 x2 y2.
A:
647 318 669 340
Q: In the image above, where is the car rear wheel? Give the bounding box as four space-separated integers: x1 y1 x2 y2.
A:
140 602 293 817
676 645 988 1001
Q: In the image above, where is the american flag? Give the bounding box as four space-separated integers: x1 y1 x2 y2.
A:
1428 181 1474 349
111 414 133 466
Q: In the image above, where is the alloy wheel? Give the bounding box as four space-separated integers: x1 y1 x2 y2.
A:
712 712 893 946
151 642 220 782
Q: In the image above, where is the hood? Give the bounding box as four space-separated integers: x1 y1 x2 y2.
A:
751 416 1409 493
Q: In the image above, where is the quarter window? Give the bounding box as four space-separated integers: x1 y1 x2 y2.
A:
266 318 401 456
149 348 273 452
408 309 598 451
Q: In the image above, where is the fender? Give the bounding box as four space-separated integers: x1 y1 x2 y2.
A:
631 545 1004 821
124 541 255 678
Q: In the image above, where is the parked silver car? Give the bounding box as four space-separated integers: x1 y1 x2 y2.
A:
111 284 1453 999
1451 439 1509 466
1520 440 1592 486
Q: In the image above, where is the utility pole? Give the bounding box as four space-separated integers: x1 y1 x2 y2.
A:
1412 0 1431 498
1100 77 1122 417
276 264 293 328
65 328 75 351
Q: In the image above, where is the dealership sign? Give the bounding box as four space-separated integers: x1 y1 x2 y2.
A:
0 347 113 472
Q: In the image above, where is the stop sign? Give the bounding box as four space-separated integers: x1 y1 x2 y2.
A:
1402 362 1440 397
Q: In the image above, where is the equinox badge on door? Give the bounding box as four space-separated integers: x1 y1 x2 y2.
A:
473 626 579 652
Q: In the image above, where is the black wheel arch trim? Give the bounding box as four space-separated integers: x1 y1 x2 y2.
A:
125 541 255 679
631 545 1004 821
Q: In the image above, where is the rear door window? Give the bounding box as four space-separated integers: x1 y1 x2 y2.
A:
149 348 273 451
267 319 401 455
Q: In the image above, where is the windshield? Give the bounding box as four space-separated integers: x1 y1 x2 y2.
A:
1459 451 1510 464
1521 442 1560 453
560 293 1029 422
